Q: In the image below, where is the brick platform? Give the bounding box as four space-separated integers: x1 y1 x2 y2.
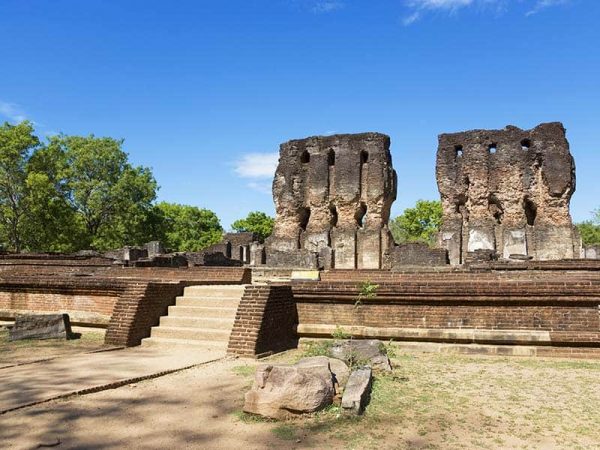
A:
293 268 600 348
0 260 251 347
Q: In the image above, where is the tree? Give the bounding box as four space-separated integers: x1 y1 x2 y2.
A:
231 211 274 242
156 202 223 252
47 135 158 250
577 209 600 246
24 142 83 252
389 200 442 245
0 121 39 252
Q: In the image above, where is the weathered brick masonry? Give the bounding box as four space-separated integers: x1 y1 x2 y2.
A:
293 268 600 347
0 261 250 347
227 284 298 357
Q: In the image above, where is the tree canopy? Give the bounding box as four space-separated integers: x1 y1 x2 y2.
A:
577 209 600 246
231 211 274 242
389 200 442 246
0 121 222 253
156 202 223 252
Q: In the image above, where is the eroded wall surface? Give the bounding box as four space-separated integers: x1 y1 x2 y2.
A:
265 133 397 269
436 122 579 265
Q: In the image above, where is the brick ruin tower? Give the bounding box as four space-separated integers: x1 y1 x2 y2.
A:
436 122 580 265
264 133 397 269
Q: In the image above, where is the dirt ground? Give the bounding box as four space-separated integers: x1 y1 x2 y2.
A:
0 327 108 368
1 345 599 450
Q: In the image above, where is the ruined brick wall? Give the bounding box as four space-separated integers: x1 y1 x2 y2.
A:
389 242 448 267
227 285 297 357
292 270 600 347
265 133 397 269
0 265 251 344
0 278 122 326
436 122 578 265
105 281 184 347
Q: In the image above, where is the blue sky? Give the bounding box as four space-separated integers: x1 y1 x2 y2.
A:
1 0 598 229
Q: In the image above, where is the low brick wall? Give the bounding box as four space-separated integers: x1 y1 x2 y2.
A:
105 281 185 346
293 270 600 347
227 285 298 357
0 278 123 326
0 265 251 345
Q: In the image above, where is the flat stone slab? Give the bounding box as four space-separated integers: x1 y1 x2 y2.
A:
9 314 74 341
0 347 224 413
341 367 372 415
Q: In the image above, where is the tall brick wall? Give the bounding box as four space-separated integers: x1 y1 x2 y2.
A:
227 285 298 357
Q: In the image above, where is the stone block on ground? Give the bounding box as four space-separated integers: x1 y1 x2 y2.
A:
329 339 392 371
294 355 350 391
243 363 335 419
8 313 75 342
341 366 373 416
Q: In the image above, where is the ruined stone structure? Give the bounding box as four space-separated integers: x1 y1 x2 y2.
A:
265 133 397 269
436 122 579 265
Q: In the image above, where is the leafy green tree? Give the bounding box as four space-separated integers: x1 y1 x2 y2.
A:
156 202 223 252
577 209 600 246
389 200 443 245
0 121 39 252
24 143 83 252
231 211 274 242
47 135 158 250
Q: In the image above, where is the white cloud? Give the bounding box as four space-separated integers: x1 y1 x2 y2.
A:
402 11 422 25
311 1 344 13
0 100 27 123
407 0 475 10
402 0 570 24
526 0 569 16
247 181 273 195
233 152 279 179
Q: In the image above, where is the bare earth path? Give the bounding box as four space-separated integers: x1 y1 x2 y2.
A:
0 346 224 413
1 349 600 449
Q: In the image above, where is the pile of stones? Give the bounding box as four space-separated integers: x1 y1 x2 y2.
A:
243 339 392 419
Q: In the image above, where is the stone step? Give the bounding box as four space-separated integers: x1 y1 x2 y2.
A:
175 297 240 308
183 285 246 297
150 326 231 342
159 316 234 329
141 337 228 350
167 305 237 318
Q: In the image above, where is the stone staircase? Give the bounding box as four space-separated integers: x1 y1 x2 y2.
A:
141 284 246 351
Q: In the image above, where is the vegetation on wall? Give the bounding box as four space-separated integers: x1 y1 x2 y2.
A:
389 200 442 246
231 211 274 242
0 121 222 253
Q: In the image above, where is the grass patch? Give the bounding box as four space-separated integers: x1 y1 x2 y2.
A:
231 364 255 377
238 349 600 449
271 424 297 441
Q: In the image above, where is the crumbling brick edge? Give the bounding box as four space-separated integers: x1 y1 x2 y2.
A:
227 284 298 357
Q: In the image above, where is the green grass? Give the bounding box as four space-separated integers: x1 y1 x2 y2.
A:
271 424 297 440
233 348 600 449
231 364 255 377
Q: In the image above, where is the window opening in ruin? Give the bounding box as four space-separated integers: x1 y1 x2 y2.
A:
521 139 531 151
361 150 369 164
524 198 537 226
455 145 463 158
488 194 504 224
301 150 310 164
329 205 338 227
355 202 367 228
328 149 335 166
488 144 497 154
299 207 311 231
